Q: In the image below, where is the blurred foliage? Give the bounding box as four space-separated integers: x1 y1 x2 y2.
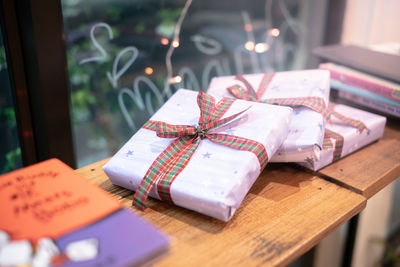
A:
0 45 7 71
0 51 23 174
371 237 400 267
0 103 23 174
62 1 183 165
2 148 21 173
106 6 123 22
3 107 17 127
156 8 182 37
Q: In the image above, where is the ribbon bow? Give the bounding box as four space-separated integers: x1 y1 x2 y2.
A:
133 91 268 210
227 74 368 133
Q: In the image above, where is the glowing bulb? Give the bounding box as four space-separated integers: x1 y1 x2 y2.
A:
244 41 255 51
161 38 169 45
244 24 253 32
254 43 269 53
170 75 182 83
174 75 182 83
270 28 280 37
172 40 180 48
145 67 153 75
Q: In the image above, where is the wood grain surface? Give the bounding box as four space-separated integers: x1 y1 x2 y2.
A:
318 119 400 199
76 161 366 266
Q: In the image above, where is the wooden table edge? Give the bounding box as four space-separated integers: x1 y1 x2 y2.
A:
279 198 366 266
316 162 400 199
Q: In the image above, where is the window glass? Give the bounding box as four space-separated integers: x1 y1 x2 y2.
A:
61 0 322 166
0 19 23 173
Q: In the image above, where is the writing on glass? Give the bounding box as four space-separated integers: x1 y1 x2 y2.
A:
78 12 303 131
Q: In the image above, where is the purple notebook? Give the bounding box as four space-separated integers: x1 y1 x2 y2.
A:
55 208 169 267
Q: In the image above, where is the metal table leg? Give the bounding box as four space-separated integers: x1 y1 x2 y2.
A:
342 214 360 267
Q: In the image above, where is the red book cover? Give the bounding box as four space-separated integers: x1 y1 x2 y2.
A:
0 159 121 243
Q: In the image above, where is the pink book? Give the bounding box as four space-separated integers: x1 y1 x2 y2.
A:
320 62 400 102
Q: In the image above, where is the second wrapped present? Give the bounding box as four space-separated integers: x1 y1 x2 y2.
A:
207 70 331 162
298 103 386 171
103 89 292 221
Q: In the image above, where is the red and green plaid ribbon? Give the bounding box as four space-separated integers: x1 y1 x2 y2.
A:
322 129 344 162
227 74 368 133
133 91 269 210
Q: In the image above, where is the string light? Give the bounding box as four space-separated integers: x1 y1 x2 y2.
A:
241 11 261 73
254 43 269 53
244 41 255 51
144 67 153 75
244 24 253 32
169 75 182 83
161 38 169 45
172 40 180 48
270 28 280 37
163 0 193 97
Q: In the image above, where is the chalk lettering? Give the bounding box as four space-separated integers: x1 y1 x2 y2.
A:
190 34 222 55
107 46 138 89
76 6 304 131
80 22 113 64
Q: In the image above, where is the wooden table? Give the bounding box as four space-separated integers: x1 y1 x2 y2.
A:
75 120 399 266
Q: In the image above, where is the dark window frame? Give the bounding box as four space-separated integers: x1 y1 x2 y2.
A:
0 0 37 166
1 0 75 168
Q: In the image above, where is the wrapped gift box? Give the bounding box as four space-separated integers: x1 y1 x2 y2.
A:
207 69 331 162
103 89 292 221
298 103 386 171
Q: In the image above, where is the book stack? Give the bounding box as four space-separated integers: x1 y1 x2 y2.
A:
313 44 400 118
320 62 400 118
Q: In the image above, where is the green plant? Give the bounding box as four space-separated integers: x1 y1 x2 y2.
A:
371 237 400 266
0 104 22 174
0 45 7 70
2 148 22 173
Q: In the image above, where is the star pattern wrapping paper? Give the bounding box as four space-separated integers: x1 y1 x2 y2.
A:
207 69 331 162
103 89 293 221
298 103 386 171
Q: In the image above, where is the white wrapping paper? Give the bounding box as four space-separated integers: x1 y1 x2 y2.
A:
103 89 292 221
298 103 386 171
207 69 331 162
